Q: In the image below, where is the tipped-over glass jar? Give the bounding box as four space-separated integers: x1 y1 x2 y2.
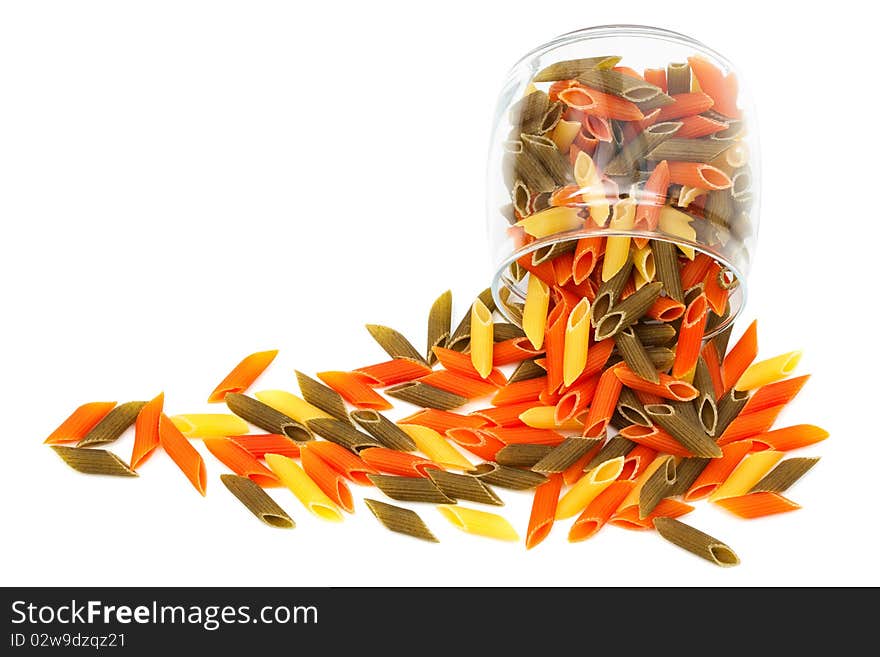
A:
488 25 758 338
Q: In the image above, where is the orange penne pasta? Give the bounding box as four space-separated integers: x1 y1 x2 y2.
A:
654 92 715 121
672 293 709 379
131 393 164 470
701 338 725 399
679 253 714 290
687 55 740 118
317 371 392 410
572 237 603 284
553 251 576 286
492 376 547 406
432 347 507 386
675 114 728 139
44 401 117 444
667 161 732 191
516 253 556 287
715 492 800 519
358 447 441 478
526 474 563 550
610 498 694 529
549 184 582 208
418 370 499 400
569 480 635 542
684 440 753 501
619 444 657 481
614 365 699 402
398 408 488 433
543 299 570 395
634 160 669 232
483 426 565 447
580 338 615 379
306 440 376 485
717 404 784 445
748 425 829 452
558 83 645 121
203 437 279 487
158 414 207 495
492 337 545 366
703 262 730 316
646 295 685 322
583 114 613 142
300 445 354 513
619 424 692 457
554 374 600 423
352 359 432 387
562 445 603 486
722 320 758 393
446 428 506 462
741 375 810 415
581 365 624 437
643 67 667 92
469 402 536 428
231 434 301 459
208 350 278 403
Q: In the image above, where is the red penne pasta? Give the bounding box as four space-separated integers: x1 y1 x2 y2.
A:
516 253 556 287
701 339 725 399
672 293 709 379
674 114 728 139
741 375 810 415
484 426 565 447
643 68 667 92
569 480 636 542
317 371 392 410
231 434 301 459
418 370 499 400
300 445 354 513
581 338 615 379
558 83 645 121
554 374 600 424
703 263 730 316
634 160 669 232
44 401 117 444
398 408 488 433
654 92 715 121
572 237 603 284
715 492 800 519
352 359 433 387
208 350 278 403
619 424 693 457
573 132 598 157
131 393 164 470
583 114 613 142
610 498 694 529
722 320 758 392
748 425 829 452
688 55 740 118
667 161 732 191
158 414 207 495
543 299 571 395
614 365 699 402
645 296 686 322
717 404 784 445
306 441 376 485
553 251 575 286
432 347 507 386
619 444 658 481
548 79 572 102
493 337 545 366
581 364 624 437
359 447 441 478
203 437 279 487
526 474 563 550
679 253 714 290
684 440 753 501
446 428 505 461
492 376 548 406
469 402 537 428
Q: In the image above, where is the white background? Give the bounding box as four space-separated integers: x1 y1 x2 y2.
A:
1 0 876 587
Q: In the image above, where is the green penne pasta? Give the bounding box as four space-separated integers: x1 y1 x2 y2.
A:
225 393 312 442
539 100 564 134
704 190 734 229
366 474 454 504
749 457 820 494
365 324 428 366
653 517 740 567
633 323 677 346
531 437 601 474
426 290 452 365
50 445 138 477
646 346 675 372
350 409 417 452
468 462 547 490
614 327 659 384
508 359 546 384
364 498 438 542
531 239 577 267
513 180 532 218
448 288 495 352
634 91 676 112
494 443 554 468
617 387 652 427
426 469 503 506
731 168 752 201
532 191 553 213
666 62 691 95
651 239 684 303
668 457 711 497
708 118 744 141
594 282 664 341
220 474 294 528
692 357 718 436
509 90 550 134
493 322 526 342
604 121 682 177
76 401 146 447
576 68 665 103
646 138 730 163
683 284 705 306
306 418 381 452
715 389 750 437
513 150 556 194
584 435 636 471
296 370 350 422
592 255 635 325
385 381 468 411
532 55 621 82
644 403 722 458
521 134 573 186
639 455 677 519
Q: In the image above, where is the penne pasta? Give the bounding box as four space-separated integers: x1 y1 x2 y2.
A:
316 371 393 410
469 299 495 380
350 409 417 451
522 274 550 350
45 401 117 445
220 475 294 528
653 517 739 567
265 453 343 522
208 350 278 403
644 403 722 458
533 56 622 82
666 62 691 95
231 434 301 460
492 376 547 406
426 290 452 365
158 414 207 495
611 498 694 529
594 282 663 341
225 393 312 442
131 392 163 470
254 389 333 424
417 370 499 400
305 440 376 485
619 424 692 457
508 359 547 384
532 437 601 473
468 462 547 490
601 199 637 281
749 425 829 452
427 469 503 506
203 437 279 487
295 370 351 422
614 327 659 384
399 408 488 433
170 413 250 439
516 206 583 239
494 443 554 468
360 446 441 478
684 439 753 501
366 473 453 504
365 324 429 366
385 381 468 411
714 492 800 519
447 288 495 353
672 293 709 379
721 320 758 393
364 498 438 542
77 401 146 448
352 359 433 388
569 480 635 542
741 375 810 415
526 474 563 549
733 351 803 392
717 404 784 445
50 445 137 477
556 456 625 519
749 457 820 494
562 298 591 386
518 405 583 431
300 445 354 513
306 418 381 452
614 365 699 401
709 450 785 502
447 428 506 461
437 505 519 542
638 455 677 519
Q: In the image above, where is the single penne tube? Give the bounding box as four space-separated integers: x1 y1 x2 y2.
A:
365 324 428 366
581 366 624 437
749 457 820 494
532 437 601 474
399 408 488 432
207 349 278 403
644 403 722 458
350 409 417 452
44 401 117 445
469 299 494 379
614 365 698 401
749 424 829 451
708 450 785 502
515 206 583 238
468 462 547 490
300 446 354 513
533 55 621 82
555 456 625 519
493 443 554 468
353 359 433 387
317 371 393 411
436 505 519 542
577 68 665 102
666 62 691 95
50 445 137 477
569 480 635 542
638 455 677 519
359 446 441 478
364 498 437 542
653 517 740 567
225 393 312 441
714 492 801 519
306 418 381 452
573 151 609 226
203 437 279 488
526 475 563 549
688 55 740 118
265 453 343 522
385 381 468 411
614 327 659 385
518 405 583 431
169 413 250 439
593 282 663 341
220 475 294 529
131 392 163 470
427 469 502 506
295 370 350 421
367 474 453 504
741 375 810 415
601 198 636 281
562 298 591 386
654 91 714 121
672 293 710 379
733 351 803 392
254 389 333 424
231 434 301 460
77 401 147 448
647 138 729 163
522 274 550 350
550 119 582 152
426 289 452 365
158 414 207 495
658 206 697 259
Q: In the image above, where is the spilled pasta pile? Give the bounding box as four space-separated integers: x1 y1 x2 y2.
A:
45 55 826 567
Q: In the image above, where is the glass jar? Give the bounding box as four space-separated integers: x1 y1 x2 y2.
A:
487 25 758 337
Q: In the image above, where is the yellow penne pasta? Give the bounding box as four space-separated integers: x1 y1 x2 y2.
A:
170 414 249 438
677 185 707 208
602 198 636 281
522 275 550 350
264 453 344 522
573 151 609 226
518 406 584 431
556 456 625 519
658 205 697 259
254 390 333 423
398 424 473 470
563 298 591 387
437 505 519 542
470 299 494 379
733 351 803 392
632 244 655 290
515 206 583 238
619 454 670 510
550 119 581 152
709 451 785 502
